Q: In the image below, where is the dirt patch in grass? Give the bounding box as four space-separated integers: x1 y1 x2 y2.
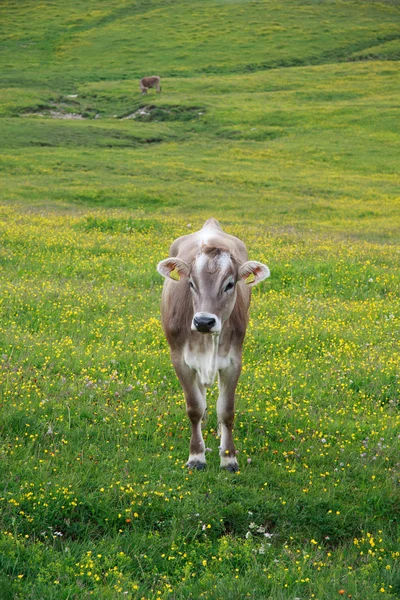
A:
23 110 86 119
20 100 99 120
121 104 205 122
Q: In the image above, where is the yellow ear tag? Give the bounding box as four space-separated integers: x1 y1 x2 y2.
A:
245 273 255 285
170 269 180 281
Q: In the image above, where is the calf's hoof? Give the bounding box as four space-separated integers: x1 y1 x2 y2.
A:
220 456 239 472
222 463 239 473
186 459 207 471
187 452 206 470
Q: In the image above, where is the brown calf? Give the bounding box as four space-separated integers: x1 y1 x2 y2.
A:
140 76 161 94
157 218 270 471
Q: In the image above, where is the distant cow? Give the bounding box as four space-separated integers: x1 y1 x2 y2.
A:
140 76 161 94
157 218 270 471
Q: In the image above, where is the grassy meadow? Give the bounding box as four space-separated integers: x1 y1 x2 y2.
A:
1 0 400 598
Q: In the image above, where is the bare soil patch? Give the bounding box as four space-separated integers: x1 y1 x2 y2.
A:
121 104 205 122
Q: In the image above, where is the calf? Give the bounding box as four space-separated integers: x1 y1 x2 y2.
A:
140 76 161 94
157 218 270 471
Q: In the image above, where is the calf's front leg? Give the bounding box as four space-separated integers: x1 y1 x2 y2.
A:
173 358 207 470
217 359 241 472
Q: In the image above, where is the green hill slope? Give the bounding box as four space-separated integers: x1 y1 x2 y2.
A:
2 0 400 85
1 0 399 242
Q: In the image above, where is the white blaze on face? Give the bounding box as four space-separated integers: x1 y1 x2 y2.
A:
194 251 210 274
217 251 232 272
190 250 232 334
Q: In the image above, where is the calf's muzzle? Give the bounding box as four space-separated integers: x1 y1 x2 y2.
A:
192 313 219 334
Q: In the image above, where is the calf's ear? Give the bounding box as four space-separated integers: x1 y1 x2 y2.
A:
157 258 190 281
239 261 270 287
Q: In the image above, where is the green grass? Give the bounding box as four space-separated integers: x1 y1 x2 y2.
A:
0 0 399 598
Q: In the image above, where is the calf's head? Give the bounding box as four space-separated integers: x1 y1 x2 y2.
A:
157 247 269 334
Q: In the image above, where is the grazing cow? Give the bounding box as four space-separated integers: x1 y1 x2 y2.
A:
157 218 270 471
140 76 161 94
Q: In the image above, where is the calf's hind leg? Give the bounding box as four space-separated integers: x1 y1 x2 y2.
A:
173 359 207 469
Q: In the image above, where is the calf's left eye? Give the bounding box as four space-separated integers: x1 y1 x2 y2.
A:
224 282 234 292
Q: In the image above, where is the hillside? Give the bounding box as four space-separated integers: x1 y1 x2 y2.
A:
1 0 400 239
